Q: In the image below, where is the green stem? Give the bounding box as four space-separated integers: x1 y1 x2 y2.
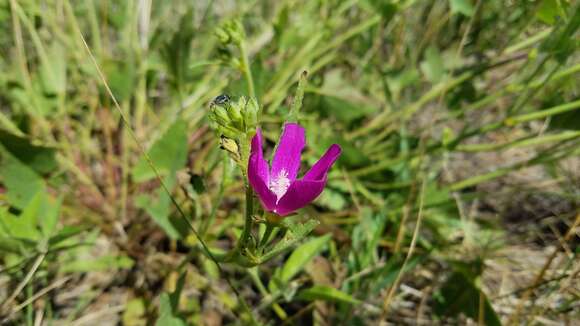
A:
287 70 308 123
241 184 254 246
259 223 275 251
239 41 256 99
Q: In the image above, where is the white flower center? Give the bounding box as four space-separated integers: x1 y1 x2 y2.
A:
269 169 290 203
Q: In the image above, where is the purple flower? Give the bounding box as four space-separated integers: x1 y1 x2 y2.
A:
248 123 341 216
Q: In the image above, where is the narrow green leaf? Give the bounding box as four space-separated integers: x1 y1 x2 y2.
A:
297 285 361 305
279 234 331 284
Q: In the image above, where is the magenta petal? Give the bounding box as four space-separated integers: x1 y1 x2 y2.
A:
303 144 342 181
274 180 326 216
248 129 277 210
270 123 305 182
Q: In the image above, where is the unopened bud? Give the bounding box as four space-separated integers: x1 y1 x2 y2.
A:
224 20 244 45
228 102 243 125
220 136 240 161
243 97 259 129
212 105 231 125
215 27 231 44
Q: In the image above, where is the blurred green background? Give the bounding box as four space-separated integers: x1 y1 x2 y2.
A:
0 0 578 325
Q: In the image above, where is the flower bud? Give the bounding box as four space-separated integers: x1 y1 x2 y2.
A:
224 20 244 45
215 20 245 46
215 27 231 44
243 97 259 130
212 105 231 126
227 102 243 125
220 136 240 161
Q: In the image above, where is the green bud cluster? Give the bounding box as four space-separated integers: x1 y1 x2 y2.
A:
214 20 245 46
208 96 259 164
209 95 259 138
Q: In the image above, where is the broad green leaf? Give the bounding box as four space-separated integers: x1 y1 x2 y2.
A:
421 46 445 83
135 182 181 239
536 0 562 25
297 285 361 305
132 119 189 239
0 191 43 241
0 144 45 209
132 119 189 182
155 293 186 326
155 274 188 326
279 233 331 284
449 0 475 16
320 95 377 124
0 129 58 174
39 41 67 96
103 59 136 102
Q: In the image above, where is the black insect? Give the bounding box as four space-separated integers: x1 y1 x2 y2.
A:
213 94 230 105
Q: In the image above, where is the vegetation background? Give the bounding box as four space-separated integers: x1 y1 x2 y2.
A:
0 0 578 325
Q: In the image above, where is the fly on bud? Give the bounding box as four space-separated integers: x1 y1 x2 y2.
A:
213 94 230 106
208 94 259 137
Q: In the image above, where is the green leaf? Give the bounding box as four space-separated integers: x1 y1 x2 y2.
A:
279 233 331 284
449 0 475 16
297 285 361 305
536 0 562 25
132 119 188 183
155 293 186 326
103 59 136 102
39 41 67 96
155 275 187 326
0 191 43 241
160 10 195 92
320 95 377 124
48 226 85 248
263 219 320 262
0 144 45 209
132 119 189 239
0 129 58 175
421 46 446 83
